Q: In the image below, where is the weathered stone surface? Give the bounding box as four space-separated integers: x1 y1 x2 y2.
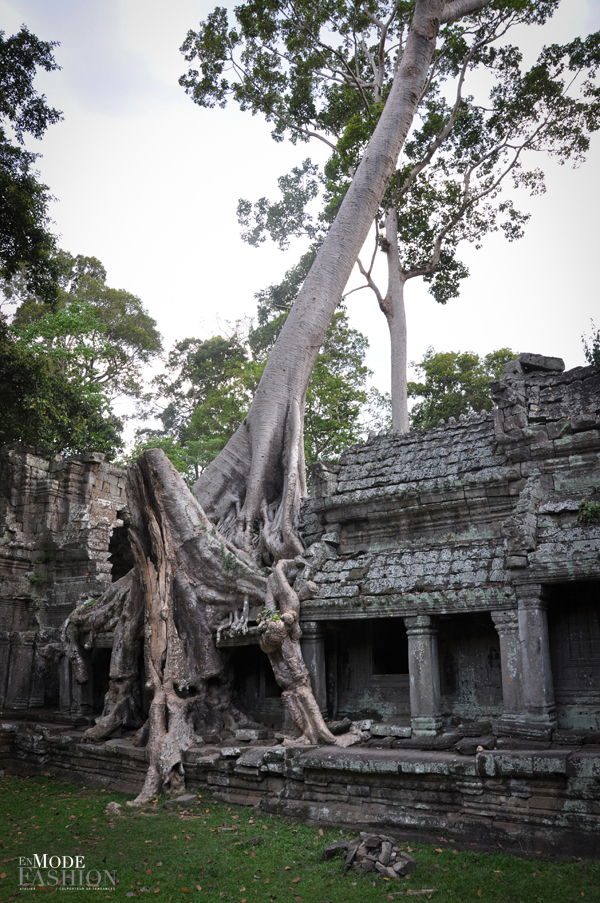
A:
455 735 497 756
234 729 269 742
1 720 600 855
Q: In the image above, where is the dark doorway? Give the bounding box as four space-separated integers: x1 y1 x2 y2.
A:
547 580 600 731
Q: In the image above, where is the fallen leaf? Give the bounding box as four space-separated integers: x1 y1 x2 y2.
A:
156 862 162 867
318 829 323 836
146 869 153 874
477 891 482 897
285 866 291 871
196 887 201 892
292 877 301 883
0 873 6 879
435 848 443 853
180 889 190 894
264 878 269 883
250 851 256 858
262 825 268 830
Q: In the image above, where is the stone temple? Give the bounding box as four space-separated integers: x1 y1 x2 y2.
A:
1 353 599 854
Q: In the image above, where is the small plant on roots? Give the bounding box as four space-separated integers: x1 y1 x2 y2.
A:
257 606 281 622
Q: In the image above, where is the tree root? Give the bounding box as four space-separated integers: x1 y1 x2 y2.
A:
258 559 336 746
125 450 268 804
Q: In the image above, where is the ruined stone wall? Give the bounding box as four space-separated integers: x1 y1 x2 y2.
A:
2 723 599 857
299 358 600 733
0 446 129 711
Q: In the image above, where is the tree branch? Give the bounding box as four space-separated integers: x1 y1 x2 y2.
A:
440 0 492 25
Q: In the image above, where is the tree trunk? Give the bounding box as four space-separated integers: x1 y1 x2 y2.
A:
196 0 446 551
384 208 410 434
124 450 269 804
258 559 336 746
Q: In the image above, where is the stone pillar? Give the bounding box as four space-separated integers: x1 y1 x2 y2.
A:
0 634 11 708
5 632 35 709
517 585 556 724
404 615 442 737
28 646 47 708
70 649 94 717
491 609 523 720
59 656 71 714
300 621 327 716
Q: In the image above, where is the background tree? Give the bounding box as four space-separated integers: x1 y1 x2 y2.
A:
407 346 516 429
0 249 159 457
10 250 162 399
0 26 62 303
0 319 122 457
191 1 600 433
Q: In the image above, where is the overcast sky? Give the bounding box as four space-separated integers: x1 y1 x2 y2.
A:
3 0 600 415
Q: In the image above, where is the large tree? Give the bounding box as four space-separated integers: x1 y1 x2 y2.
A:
0 318 122 457
0 250 160 456
52 0 541 806
0 26 61 303
9 250 162 399
407 346 516 428
205 0 600 432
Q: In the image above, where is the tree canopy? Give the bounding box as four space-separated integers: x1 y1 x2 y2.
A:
182 1 600 431
0 250 160 458
10 250 162 399
407 346 517 429
0 26 62 303
0 319 122 457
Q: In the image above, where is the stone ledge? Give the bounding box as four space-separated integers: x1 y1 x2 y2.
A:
1 720 599 856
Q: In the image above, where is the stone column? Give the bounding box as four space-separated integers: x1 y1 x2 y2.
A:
491 609 523 720
59 655 71 714
0 634 11 708
300 621 327 716
404 615 442 737
5 632 35 709
28 645 47 708
71 648 94 718
517 585 556 724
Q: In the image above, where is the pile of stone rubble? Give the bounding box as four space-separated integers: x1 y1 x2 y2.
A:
325 832 416 879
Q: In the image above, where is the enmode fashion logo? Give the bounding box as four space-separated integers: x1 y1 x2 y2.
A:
18 854 116 890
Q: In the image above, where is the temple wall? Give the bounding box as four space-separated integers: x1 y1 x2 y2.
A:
298 357 600 736
0 446 129 712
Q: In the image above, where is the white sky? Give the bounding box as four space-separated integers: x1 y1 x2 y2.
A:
2 0 600 419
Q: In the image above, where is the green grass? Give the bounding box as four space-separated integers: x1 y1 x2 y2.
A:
0 773 598 902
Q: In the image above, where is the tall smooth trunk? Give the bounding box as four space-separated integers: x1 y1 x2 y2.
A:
384 208 410 434
197 0 446 525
